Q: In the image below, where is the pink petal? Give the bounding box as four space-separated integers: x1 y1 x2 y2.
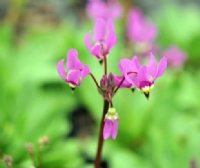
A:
57 59 66 81
119 58 138 84
103 119 112 140
105 31 117 54
144 22 157 42
105 20 117 53
136 66 148 87
85 32 93 52
93 18 106 42
147 53 157 79
113 75 132 88
156 56 167 78
131 56 141 69
111 119 119 139
67 49 82 70
81 65 90 78
91 44 103 59
67 70 81 86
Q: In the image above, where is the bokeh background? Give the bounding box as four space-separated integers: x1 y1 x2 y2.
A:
0 0 200 168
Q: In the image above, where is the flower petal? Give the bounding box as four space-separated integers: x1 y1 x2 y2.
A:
93 18 106 42
113 75 132 88
57 59 66 81
131 56 140 69
105 20 117 53
147 53 157 79
67 49 82 70
156 56 167 78
81 65 90 78
103 119 112 140
136 66 148 88
91 44 103 59
67 69 81 86
119 58 138 84
85 32 93 52
111 119 119 139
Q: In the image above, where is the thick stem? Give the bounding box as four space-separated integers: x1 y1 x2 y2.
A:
94 100 109 168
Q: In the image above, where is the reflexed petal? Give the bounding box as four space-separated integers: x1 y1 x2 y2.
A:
111 119 119 139
91 44 103 59
67 70 81 86
57 59 66 81
85 32 93 52
119 58 138 84
131 56 140 69
113 75 132 88
105 20 117 53
107 19 115 32
147 53 157 79
81 65 90 78
145 23 157 42
156 56 167 78
67 49 82 70
103 119 112 140
93 18 106 42
136 66 148 87
105 31 117 54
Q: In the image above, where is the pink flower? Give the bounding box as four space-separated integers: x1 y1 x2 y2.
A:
57 49 90 88
103 107 119 140
127 8 157 56
119 53 167 97
162 46 186 69
86 0 122 21
85 18 117 60
127 8 157 43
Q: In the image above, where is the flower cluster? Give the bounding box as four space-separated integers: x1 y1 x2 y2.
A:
57 4 167 140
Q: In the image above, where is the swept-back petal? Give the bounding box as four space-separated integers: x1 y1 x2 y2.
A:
91 44 103 59
156 56 167 79
105 31 117 54
93 18 106 42
131 56 141 69
81 65 90 78
67 49 82 70
105 19 117 53
67 69 81 86
113 75 132 88
111 119 119 139
119 58 138 84
136 66 148 87
103 119 112 140
85 32 93 52
147 53 157 79
57 59 66 81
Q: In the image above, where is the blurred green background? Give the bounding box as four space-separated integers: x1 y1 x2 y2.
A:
0 0 200 168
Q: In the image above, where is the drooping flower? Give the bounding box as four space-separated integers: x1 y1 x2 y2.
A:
57 49 90 88
162 46 186 69
119 53 167 97
127 8 157 56
85 18 117 60
127 8 157 43
86 0 122 21
103 107 119 140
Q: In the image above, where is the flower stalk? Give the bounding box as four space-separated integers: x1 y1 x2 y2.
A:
95 100 109 168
